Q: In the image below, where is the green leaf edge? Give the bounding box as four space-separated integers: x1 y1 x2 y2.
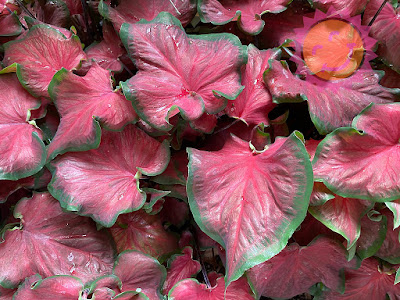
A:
186 131 313 287
0 131 46 180
309 201 373 250
119 12 247 131
357 215 387 260
113 250 167 300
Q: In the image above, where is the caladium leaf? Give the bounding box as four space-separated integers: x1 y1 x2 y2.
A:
159 197 189 228
109 210 179 259
113 251 166 300
379 64 400 89
248 237 354 299
187 132 313 285
264 60 399 135
386 199 400 229
309 182 335 206
13 275 84 300
0 192 114 288
163 247 201 294
99 0 196 31
120 12 246 131
309 0 369 16
313 103 400 201
168 275 255 299
47 63 137 160
198 0 291 35
48 125 169 227
323 257 400 299
375 209 400 264
0 74 46 180
3 24 86 98
363 0 400 72
356 211 387 260
0 285 14 300
0 13 21 37
85 22 125 72
309 194 372 249
226 45 279 126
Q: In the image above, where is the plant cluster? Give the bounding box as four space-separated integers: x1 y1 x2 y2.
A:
0 0 400 299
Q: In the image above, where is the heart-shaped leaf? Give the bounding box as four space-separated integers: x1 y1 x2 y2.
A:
120 12 246 131
48 125 169 227
113 251 166 300
264 60 399 134
313 103 400 201
198 0 291 35
3 24 86 98
248 237 355 299
0 192 114 288
0 13 21 37
47 63 137 160
226 45 279 126
163 247 201 294
187 132 313 285
0 74 46 180
99 0 196 30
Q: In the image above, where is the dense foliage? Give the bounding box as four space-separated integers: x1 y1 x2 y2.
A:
1 0 400 299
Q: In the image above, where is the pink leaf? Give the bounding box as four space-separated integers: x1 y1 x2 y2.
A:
310 0 369 16
163 247 201 294
386 199 400 229
47 63 137 160
13 276 83 300
309 194 372 249
198 0 291 35
187 132 313 284
264 60 398 134
120 12 246 131
248 237 354 299
226 45 279 126
363 0 400 72
48 125 169 227
313 103 400 201
375 209 400 264
109 210 179 259
0 176 35 203
85 22 126 72
323 257 400 299
168 275 254 299
0 74 46 180
113 251 166 300
0 13 21 37
99 0 196 31
3 24 86 98
0 285 14 300
356 211 387 259
0 192 114 288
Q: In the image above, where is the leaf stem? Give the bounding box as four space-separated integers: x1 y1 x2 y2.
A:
368 0 389 26
14 0 35 19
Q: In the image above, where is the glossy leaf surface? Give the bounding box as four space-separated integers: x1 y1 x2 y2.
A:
47 63 137 160
226 45 279 125
49 125 170 227
0 193 114 288
313 103 400 201
3 24 86 98
187 132 313 284
0 74 46 180
120 12 246 131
